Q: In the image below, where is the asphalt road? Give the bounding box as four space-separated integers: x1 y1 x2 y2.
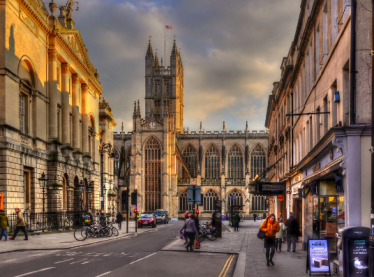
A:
0 221 236 277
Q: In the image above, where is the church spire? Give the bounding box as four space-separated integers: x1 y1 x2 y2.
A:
136 100 141 118
146 37 153 57
154 52 160 67
171 39 178 57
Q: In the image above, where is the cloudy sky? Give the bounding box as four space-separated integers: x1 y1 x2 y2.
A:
68 0 301 132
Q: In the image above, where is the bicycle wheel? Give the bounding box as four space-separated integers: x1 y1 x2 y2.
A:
112 227 119 236
207 233 217 241
74 228 87 241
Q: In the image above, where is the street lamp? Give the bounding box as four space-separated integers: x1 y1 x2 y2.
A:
38 172 48 232
78 180 85 212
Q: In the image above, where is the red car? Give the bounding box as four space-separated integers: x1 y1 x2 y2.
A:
138 214 156 228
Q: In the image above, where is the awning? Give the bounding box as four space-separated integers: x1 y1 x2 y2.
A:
302 158 343 186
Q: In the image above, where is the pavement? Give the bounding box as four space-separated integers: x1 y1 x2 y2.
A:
0 221 152 254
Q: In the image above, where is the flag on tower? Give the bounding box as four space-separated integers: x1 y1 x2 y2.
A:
166 25 172 29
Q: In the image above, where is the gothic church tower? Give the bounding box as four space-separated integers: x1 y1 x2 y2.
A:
145 39 184 133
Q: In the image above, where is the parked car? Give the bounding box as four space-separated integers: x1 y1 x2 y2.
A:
138 214 156 228
154 210 169 224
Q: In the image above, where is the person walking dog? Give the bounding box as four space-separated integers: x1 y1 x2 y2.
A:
260 214 280 266
9 208 28 241
285 212 298 252
275 217 286 252
0 210 8 241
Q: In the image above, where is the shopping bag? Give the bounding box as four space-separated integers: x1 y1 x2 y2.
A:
180 230 185 240
194 237 200 249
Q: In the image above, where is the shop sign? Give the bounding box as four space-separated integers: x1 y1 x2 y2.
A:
307 239 331 276
348 238 369 276
262 184 285 191
0 193 3 210
278 195 284 201
292 175 301 184
292 184 301 194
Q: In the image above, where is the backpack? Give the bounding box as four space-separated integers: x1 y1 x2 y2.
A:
257 219 268 240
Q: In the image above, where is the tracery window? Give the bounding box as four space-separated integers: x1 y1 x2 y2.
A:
205 145 220 179
182 145 197 179
227 190 243 207
250 145 266 179
179 191 193 211
203 190 219 211
228 145 243 179
144 137 161 211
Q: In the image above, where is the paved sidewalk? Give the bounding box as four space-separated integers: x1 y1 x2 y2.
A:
0 221 157 254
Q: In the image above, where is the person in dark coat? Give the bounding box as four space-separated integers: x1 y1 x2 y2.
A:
285 212 298 252
253 213 257 222
116 212 123 230
233 213 240 231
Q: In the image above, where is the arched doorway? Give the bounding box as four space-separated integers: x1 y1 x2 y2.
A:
144 137 162 211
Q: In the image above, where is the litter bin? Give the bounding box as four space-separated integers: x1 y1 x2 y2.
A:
337 226 370 277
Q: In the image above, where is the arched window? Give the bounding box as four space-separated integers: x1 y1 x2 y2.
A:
227 190 243 207
179 191 193 211
250 145 266 179
62 175 68 210
113 148 120 175
203 190 219 211
205 145 220 179
228 145 243 179
145 137 162 211
182 145 197 178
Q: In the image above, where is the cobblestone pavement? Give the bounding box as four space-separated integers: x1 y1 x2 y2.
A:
0 221 163 254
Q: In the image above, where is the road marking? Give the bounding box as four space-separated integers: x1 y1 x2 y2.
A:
14 267 55 277
218 255 234 277
54 258 74 264
70 258 87 264
129 252 157 265
223 255 234 277
95 272 111 277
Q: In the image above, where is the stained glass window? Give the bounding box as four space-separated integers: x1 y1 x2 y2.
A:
228 145 243 179
205 145 220 179
145 137 161 211
203 189 219 211
250 145 266 179
182 145 197 178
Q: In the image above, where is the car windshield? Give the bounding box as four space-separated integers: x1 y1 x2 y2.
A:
140 214 152 218
154 212 166 216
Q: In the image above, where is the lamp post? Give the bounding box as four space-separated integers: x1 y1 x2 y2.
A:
78 180 85 212
38 172 48 232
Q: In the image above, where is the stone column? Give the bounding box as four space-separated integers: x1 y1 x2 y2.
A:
72 75 80 150
48 52 58 140
81 85 89 155
61 63 70 146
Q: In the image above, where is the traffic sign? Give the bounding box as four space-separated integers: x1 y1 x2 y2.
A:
278 195 284 201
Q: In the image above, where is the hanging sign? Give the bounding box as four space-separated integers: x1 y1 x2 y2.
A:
0 193 3 210
308 239 331 276
278 195 284 201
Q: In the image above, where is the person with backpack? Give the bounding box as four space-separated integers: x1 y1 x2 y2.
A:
285 212 298 252
116 212 123 230
275 217 286 252
0 210 8 241
260 214 280 266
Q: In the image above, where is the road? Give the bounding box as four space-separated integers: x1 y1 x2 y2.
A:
0 221 236 277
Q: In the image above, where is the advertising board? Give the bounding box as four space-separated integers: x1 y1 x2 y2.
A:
347 238 369 276
308 239 330 275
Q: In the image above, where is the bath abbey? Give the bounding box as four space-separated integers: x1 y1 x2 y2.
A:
113 39 269 218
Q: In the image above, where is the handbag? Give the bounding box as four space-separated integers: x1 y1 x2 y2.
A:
194 235 200 249
180 230 185 240
257 219 268 240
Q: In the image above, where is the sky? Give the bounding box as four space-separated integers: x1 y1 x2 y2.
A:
66 0 301 133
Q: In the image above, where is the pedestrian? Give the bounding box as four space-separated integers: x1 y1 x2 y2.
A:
183 211 189 245
116 212 123 230
275 217 286 252
9 208 28 241
260 213 280 266
180 213 198 251
285 212 298 252
253 213 257 222
263 212 267 219
233 213 240 231
0 209 8 241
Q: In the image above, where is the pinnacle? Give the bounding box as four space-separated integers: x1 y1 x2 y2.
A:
146 38 153 57
154 52 160 67
171 39 178 57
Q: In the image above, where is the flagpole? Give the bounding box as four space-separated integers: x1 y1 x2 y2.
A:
164 23 166 68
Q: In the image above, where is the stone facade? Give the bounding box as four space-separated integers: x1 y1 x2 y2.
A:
0 0 116 215
265 0 371 273
114 39 269 218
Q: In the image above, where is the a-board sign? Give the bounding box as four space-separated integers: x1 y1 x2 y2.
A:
278 195 284 201
308 239 331 276
0 193 3 210
347 238 369 276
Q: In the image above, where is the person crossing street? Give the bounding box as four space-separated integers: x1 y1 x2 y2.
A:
9 208 28 241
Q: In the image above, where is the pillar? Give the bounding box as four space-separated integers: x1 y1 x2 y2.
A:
81 85 89 155
61 63 70 146
48 52 58 140
72 75 80 150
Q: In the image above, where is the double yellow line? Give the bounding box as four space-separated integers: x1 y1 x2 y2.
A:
218 255 235 277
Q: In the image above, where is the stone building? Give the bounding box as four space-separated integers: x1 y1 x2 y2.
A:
114 39 269 219
0 0 116 215
265 0 371 273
